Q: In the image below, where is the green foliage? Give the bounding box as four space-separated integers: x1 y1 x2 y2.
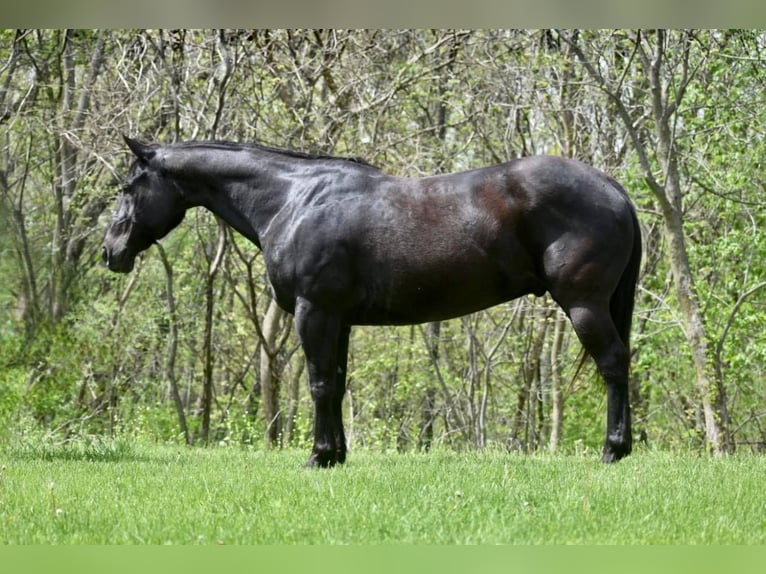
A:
1 29 766 456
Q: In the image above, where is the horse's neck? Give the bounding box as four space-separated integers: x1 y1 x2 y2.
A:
196 180 281 249
165 146 306 247
185 158 295 248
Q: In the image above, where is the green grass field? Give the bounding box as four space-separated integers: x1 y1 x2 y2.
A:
1 440 764 544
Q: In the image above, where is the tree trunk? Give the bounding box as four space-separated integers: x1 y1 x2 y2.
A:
660 193 729 452
52 30 107 321
157 243 190 445
199 220 227 444
284 352 306 445
643 31 730 454
525 310 550 452
419 321 440 450
260 297 287 447
549 313 566 453
563 29 731 455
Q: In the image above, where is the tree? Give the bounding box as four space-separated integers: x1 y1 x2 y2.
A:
1 30 111 333
560 29 731 454
2 29 765 455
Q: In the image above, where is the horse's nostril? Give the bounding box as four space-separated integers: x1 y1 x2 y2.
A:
101 246 109 265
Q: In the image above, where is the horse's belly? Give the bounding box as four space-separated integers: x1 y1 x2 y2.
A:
349 262 542 325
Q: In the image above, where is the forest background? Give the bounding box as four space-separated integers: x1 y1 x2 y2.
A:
1 29 764 457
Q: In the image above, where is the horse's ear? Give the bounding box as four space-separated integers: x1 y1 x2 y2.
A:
123 135 157 164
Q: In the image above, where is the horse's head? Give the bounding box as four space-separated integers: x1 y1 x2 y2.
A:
102 137 188 272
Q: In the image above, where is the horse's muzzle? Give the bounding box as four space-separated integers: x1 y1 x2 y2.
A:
102 245 135 273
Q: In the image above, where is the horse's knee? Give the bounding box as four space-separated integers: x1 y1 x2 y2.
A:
310 379 341 405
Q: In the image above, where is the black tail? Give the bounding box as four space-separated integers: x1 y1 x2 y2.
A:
610 203 642 350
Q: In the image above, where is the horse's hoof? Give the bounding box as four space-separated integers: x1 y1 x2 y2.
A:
305 451 337 469
602 443 631 463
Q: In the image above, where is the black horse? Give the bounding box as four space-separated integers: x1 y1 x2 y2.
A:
103 136 641 467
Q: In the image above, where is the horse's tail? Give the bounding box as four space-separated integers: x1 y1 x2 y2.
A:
610 200 642 352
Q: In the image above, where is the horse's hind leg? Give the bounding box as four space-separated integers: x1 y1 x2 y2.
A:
565 300 632 462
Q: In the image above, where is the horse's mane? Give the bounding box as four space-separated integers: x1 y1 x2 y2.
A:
173 140 379 170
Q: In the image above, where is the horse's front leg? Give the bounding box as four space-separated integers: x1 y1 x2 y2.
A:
333 324 351 464
295 297 348 468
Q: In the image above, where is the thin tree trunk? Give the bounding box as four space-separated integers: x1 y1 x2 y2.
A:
525 310 550 452
260 297 287 447
419 321 440 451
642 31 730 454
52 30 106 321
464 317 480 447
284 352 306 445
3 136 40 335
660 193 729 452
157 243 190 445
563 29 730 454
478 352 491 450
199 219 227 444
549 313 566 453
